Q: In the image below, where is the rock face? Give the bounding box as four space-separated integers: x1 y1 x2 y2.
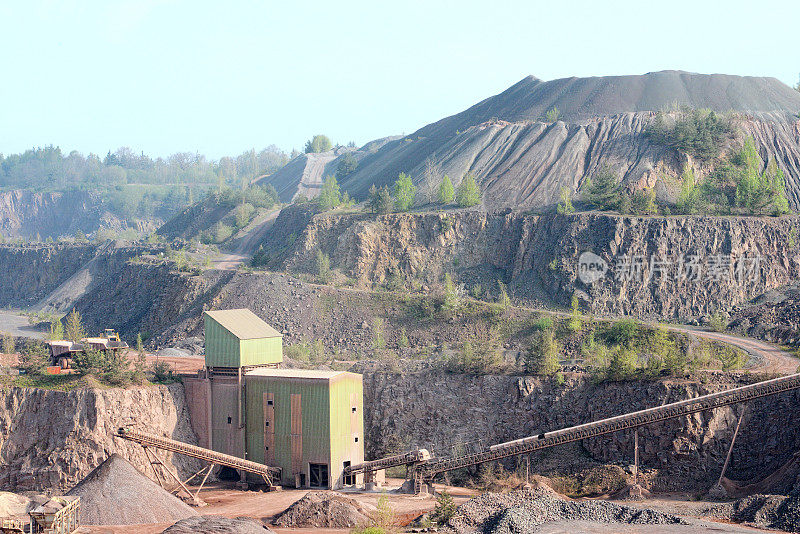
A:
66 454 198 526
0 244 97 307
0 385 200 493
72 260 228 341
273 208 800 320
259 72 800 210
361 372 800 492
729 283 800 345
0 189 159 239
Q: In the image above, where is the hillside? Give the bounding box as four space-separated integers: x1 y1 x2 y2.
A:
258 71 800 210
0 189 164 240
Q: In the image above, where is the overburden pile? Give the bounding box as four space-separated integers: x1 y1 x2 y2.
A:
66 453 198 525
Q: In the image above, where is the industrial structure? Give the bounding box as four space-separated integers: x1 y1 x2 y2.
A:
0 496 80 534
113 308 800 499
344 371 800 494
202 308 364 490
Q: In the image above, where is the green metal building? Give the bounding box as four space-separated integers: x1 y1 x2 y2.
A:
203 308 364 489
204 309 283 370
244 368 364 489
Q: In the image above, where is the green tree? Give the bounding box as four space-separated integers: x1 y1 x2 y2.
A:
582 168 622 211
525 327 560 376
497 280 511 310
605 318 638 347
442 273 461 315
557 186 575 215
304 134 333 153
64 309 86 342
675 165 703 214
431 490 457 525
335 152 358 179
607 346 639 381
545 106 561 123
315 249 332 283
317 175 341 210
456 172 481 207
18 345 47 375
438 175 455 204
368 184 394 214
393 172 417 212
630 188 657 215
2 332 15 355
567 294 582 333
49 318 65 341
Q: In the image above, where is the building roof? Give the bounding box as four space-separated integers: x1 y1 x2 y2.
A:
204 309 282 340
246 368 358 380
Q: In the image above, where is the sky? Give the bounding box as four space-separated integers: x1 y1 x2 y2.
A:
1 0 798 160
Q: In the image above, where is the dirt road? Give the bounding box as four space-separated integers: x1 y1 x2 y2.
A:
212 208 281 270
0 310 46 339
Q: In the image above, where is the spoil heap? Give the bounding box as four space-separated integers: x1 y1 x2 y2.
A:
163 515 274 533
707 494 800 532
272 491 373 528
0 491 30 518
66 454 197 525
447 488 684 533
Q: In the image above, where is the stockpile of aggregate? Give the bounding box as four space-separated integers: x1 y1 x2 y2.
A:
272 491 373 528
446 488 684 533
66 453 197 525
162 515 274 533
706 494 800 532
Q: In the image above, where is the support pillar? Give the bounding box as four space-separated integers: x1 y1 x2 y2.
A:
708 405 747 499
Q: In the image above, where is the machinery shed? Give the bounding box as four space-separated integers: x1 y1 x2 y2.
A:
244 369 364 489
204 309 283 369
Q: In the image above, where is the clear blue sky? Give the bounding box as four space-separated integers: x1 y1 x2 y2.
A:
1 0 798 159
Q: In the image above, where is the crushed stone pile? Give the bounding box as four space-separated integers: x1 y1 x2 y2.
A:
447 488 685 533
272 491 374 528
0 491 31 518
162 515 274 533
706 494 800 532
66 453 198 525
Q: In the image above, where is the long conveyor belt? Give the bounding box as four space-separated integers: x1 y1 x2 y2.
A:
116 426 280 484
415 373 800 480
345 449 431 476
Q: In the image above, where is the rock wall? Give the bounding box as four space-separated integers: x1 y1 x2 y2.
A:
73 261 230 344
0 384 200 493
278 209 800 319
361 371 800 492
0 189 159 240
0 244 97 307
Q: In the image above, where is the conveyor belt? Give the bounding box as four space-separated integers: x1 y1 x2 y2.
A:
116 427 280 484
417 373 800 480
344 449 431 476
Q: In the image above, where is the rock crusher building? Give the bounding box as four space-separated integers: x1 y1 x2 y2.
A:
203 309 364 490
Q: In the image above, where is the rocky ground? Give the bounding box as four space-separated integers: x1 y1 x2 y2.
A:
446 488 685 533
729 283 800 346
271 491 374 528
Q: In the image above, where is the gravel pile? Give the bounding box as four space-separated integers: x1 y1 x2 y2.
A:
162 515 274 533
706 494 800 532
67 454 198 525
272 491 373 528
0 491 31 518
447 489 684 533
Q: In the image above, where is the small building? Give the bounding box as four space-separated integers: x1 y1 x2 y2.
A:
244 368 364 489
204 309 283 372
201 308 364 490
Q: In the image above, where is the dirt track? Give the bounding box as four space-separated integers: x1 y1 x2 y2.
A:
213 208 281 270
